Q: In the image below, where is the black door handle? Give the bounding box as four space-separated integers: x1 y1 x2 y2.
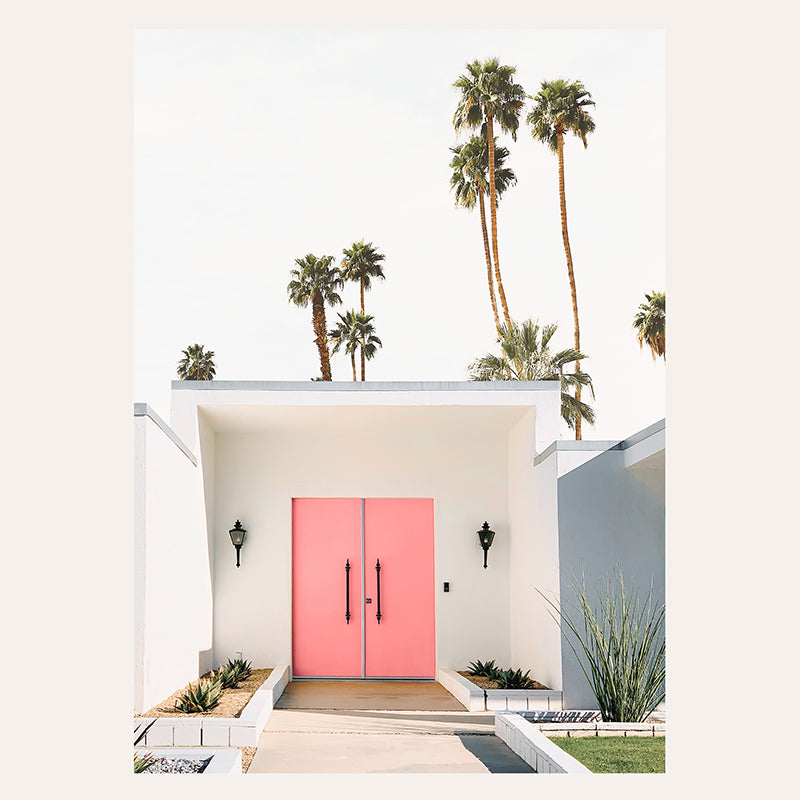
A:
345 559 351 624
375 558 382 624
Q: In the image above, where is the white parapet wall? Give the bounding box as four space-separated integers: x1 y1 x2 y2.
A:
137 664 289 748
134 405 214 714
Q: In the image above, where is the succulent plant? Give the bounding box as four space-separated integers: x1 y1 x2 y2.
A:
173 674 224 713
494 667 535 689
218 657 252 689
466 659 500 678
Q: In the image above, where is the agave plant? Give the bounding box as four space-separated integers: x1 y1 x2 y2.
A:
133 719 157 773
229 657 252 684
466 659 500 678
217 662 237 690
494 668 535 689
539 571 665 722
173 673 224 713
134 752 158 773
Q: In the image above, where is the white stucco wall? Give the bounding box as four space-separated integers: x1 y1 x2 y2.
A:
207 407 521 672
133 408 214 713
509 414 563 690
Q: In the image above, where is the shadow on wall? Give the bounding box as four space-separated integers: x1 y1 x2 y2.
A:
556 447 665 710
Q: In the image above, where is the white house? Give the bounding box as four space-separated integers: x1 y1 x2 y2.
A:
133 380 664 713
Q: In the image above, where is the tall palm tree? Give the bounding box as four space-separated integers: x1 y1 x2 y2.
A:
287 254 343 381
330 309 383 381
633 291 666 361
453 58 526 328
177 343 216 380
449 134 517 331
340 239 386 314
527 79 595 439
468 318 595 432
340 240 385 379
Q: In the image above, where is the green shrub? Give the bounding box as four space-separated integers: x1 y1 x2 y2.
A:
173 674 224 713
494 667 535 689
466 659 500 678
539 571 665 722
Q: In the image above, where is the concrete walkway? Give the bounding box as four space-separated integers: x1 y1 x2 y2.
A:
248 681 533 774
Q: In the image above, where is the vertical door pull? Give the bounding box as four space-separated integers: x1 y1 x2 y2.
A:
345 559 351 624
375 558 382 624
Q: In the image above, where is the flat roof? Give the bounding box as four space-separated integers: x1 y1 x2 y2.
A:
171 380 560 393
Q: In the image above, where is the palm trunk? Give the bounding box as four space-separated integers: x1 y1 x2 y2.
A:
486 116 512 328
478 189 500 331
312 292 332 381
557 130 582 439
351 351 357 381
360 273 365 381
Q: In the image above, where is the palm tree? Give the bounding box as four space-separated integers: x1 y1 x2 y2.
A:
177 343 216 380
329 309 362 381
468 318 595 432
287 254 343 381
449 134 517 330
527 79 595 439
633 291 666 361
340 239 386 314
329 309 383 381
453 58 526 328
341 240 385 379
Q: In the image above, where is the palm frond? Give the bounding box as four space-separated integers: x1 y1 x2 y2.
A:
467 317 595 430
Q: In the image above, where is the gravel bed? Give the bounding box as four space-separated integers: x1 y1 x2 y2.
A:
141 756 212 774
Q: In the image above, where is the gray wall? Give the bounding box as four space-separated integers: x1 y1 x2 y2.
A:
556 449 665 710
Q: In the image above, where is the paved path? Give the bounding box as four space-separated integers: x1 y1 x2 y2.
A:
249 681 533 774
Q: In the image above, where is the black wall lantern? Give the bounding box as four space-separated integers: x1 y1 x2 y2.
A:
477 521 496 569
229 520 247 567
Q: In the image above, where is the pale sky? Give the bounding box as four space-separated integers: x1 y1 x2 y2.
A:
135 29 665 440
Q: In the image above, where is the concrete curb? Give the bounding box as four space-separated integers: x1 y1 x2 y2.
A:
137 664 290 748
495 712 591 773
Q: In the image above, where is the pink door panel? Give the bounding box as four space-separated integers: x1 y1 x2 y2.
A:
291 498 362 677
364 498 435 678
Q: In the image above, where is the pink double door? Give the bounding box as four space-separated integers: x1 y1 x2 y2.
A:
292 498 435 679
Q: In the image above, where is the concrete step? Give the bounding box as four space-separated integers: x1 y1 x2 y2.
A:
265 708 496 735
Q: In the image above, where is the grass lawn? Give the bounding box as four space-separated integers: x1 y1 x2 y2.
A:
549 736 665 773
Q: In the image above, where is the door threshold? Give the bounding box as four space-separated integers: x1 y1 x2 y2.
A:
291 677 436 682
